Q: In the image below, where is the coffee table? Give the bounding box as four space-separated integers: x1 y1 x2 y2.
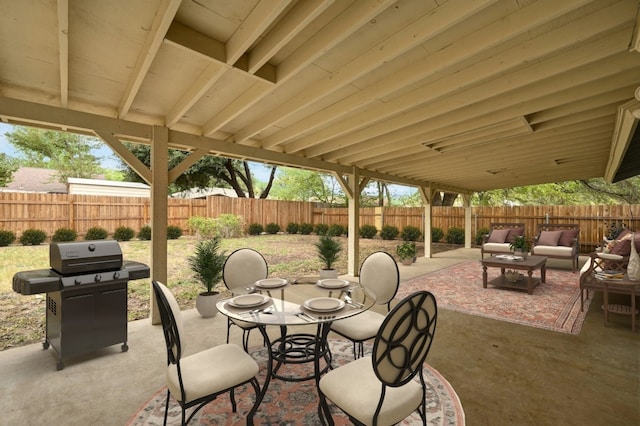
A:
481 255 547 295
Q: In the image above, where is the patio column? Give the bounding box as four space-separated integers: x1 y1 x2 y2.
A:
462 193 472 249
150 125 169 325
334 167 367 276
419 186 436 258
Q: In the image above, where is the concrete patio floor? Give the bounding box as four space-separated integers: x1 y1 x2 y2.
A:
1 248 638 425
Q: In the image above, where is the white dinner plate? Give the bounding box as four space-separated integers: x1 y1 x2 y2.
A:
316 279 350 289
228 294 270 308
255 278 288 288
303 297 346 312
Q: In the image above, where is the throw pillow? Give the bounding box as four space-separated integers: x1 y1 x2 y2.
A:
558 229 579 247
609 232 639 256
487 229 510 243
506 227 524 243
537 230 563 246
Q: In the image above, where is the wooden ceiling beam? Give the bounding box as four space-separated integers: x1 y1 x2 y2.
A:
117 0 181 118
201 0 396 138
261 0 590 150
232 0 498 144
301 4 633 158
57 0 68 108
226 0 292 66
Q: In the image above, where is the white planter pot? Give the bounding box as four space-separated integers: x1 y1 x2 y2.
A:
319 269 338 279
400 258 413 266
196 292 220 318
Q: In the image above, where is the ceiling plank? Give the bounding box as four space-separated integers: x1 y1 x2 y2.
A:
117 0 182 118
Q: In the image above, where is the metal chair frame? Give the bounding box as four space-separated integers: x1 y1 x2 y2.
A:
319 290 438 425
152 281 262 425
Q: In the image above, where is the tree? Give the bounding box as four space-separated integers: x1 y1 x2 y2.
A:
120 143 276 198
0 153 18 186
5 126 102 181
270 168 344 204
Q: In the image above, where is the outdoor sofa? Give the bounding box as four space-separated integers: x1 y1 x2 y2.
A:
531 223 580 272
480 223 525 258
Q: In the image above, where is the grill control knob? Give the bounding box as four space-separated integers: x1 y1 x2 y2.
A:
95 274 102 282
75 278 82 285
113 272 120 280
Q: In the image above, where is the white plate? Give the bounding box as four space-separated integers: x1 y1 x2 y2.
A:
255 278 288 288
316 279 350 289
228 294 270 308
303 297 346 312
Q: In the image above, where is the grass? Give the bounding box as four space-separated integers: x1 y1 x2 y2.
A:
0 234 455 351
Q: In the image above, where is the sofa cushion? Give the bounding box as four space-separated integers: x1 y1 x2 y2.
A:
558 229 579 247
537 230 563 246
487 229 510 243
609 232 640 256
483 242 511 253
532 245 573 257
506 228 524 243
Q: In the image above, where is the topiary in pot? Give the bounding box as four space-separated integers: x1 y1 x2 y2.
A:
314 233 342 279
396 241 416 265
188 236 227 318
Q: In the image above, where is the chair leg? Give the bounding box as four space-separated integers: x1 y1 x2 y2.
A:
318 391 335 425
162 388 171 426
247 377 262 425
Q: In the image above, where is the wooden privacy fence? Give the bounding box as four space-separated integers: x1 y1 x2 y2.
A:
0 192 639 251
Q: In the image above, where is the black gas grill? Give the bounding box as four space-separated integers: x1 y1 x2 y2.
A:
12 240 150 370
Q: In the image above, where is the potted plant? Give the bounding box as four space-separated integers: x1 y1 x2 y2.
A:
314 233 342 279
188 236 227 318
396 241 416 265
509 235 531 258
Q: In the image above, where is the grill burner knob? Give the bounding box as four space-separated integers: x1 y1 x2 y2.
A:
75 278 82 285
113 271 120 280
95 274 102 282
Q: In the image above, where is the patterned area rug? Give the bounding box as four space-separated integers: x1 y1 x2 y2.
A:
127 340 464 425
397 261 591 334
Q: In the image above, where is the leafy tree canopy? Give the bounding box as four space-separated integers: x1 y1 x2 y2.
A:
0 153 19 187
271 168 345 205
120 143 276 198
4 126 102 181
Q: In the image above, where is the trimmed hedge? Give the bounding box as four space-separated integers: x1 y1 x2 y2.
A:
52 227 77 242
86 226 108 240
19 229 47 246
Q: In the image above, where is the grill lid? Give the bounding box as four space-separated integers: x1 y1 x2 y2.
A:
50 240 123 275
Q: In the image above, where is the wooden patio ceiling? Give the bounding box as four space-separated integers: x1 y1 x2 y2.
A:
1 0 640 193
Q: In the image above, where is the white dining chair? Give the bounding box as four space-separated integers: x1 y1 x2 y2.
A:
222 248 269 350
330 251 399 358
319 290 438 425
152 281 261 425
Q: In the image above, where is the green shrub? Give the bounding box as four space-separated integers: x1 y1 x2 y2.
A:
314 223 329 235
188 216 217 239
167 225 183 240
247 223 263 235
299 223 314 235
400 225 421 241
216 214 244 238
85 226 108 240
113 226 135 241
138 225 152 241
445 227 465 244
475 227 490 245
265 223 280 234
19 228 47 246
52 227 77 242
431 227 444 243
0 230 17 247
380 225 399 240
360 224 378 239
328 224 344 236
286 223 299 234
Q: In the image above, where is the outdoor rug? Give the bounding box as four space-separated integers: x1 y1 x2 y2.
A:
397 261 591 335
127 340 465 426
